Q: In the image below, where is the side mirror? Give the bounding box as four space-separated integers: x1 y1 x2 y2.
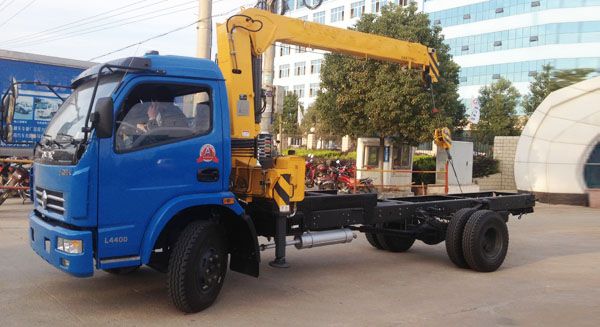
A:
94 97 114 139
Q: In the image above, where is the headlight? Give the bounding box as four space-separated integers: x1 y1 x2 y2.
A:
57 237 83 254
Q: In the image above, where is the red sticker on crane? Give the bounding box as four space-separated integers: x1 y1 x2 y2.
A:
197 144 219 163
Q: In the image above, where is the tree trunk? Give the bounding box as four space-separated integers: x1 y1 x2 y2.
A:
378 136 385 192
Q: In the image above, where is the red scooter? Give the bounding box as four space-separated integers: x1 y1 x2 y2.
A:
305 154 316 188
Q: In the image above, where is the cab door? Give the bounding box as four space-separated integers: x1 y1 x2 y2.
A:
97 76 225 262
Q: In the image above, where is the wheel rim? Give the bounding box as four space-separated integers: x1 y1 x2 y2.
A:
196 247 222 294
481 227 502 259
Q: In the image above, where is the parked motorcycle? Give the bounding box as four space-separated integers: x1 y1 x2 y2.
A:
0 163 31 205
334 160 375 194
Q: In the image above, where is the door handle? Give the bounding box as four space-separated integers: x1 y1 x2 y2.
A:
197 168 219 182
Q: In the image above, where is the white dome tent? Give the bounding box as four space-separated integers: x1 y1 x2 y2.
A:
515 76 600 206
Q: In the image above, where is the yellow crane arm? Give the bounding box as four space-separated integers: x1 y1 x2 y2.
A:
216 8 439 140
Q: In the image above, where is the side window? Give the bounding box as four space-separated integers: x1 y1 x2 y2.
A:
115 83 212 152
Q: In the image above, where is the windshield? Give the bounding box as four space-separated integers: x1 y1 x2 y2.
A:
44 75 122 141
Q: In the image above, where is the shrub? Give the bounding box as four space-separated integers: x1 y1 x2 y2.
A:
412 155 436 185
293 149 356 163
473 155 499 178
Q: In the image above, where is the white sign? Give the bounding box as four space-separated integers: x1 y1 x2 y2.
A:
469 98 480 124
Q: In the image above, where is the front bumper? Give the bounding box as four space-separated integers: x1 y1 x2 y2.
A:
29 212 94 277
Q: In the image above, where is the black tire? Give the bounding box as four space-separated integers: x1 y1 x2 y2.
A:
364 224 384 249
167 220 228 313
103 266 140 275
365 233 382 249
462 210 509 272
376 223 415 252
445 208 478 268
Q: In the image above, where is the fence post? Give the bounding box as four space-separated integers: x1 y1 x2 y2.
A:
444 161 449 194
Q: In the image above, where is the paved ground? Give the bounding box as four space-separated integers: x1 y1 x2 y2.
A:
1 199 599 326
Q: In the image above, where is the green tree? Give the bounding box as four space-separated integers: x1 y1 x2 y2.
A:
472 78 521 144
550 67 595 89
314 3 466 145
523 65 594 115
522 64 552 115
273 93 301 135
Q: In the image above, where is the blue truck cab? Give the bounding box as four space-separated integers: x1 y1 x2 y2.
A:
29 55 258 280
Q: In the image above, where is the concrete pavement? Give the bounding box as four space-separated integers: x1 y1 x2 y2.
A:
1 199 599 326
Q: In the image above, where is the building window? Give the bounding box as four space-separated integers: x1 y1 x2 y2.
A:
309 83 320 97
279 64 290 78
310 59 322 74
293 85 305 98
530 35 539 42
531 1 541 7
461 45 469 51
495 7 504 13
371 0 391 13
433 19 441 25
286 0 295 11
297 45 306 53
399 0 408 6
584 143 600 188
331 6 344 22
528 71 537 77
294 62 306 76
298 15 308 21
365 146 379 167
296 0 304 9
313 10 325 23
392 144 412 170
279 45 290 56
494 40 502 47
459 76 467 82
492 74 501 79
463 13 471 20
351 1 365 18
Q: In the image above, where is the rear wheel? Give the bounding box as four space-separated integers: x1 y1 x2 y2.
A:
445 208 478 268
365 224 384 249
462 210 509 272
167 220 228 313
376 223 415 252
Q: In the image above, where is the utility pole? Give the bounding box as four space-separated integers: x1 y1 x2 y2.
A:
196 0 212 59
259 0 278 133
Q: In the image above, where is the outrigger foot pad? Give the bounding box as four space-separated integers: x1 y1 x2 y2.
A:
269 258 290 268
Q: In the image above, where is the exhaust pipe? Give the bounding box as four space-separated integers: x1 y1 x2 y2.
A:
259 228 357 251
294 229 356 249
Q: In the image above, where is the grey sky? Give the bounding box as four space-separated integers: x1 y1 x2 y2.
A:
0 0 252 62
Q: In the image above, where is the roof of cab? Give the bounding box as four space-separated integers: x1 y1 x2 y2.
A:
146 55 224 80
72 54 223 86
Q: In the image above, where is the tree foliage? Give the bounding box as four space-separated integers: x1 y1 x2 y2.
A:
522 65 594 115
472 78 521 144
273 93 301 135
313 3 465 145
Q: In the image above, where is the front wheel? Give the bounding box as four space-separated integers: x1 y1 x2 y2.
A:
167 220 228 313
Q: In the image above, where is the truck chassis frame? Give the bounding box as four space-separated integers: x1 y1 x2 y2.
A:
249 191 535 268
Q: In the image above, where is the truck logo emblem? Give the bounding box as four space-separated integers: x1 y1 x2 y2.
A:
41 150 54 161
41 190 48 209
197 144 219 163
